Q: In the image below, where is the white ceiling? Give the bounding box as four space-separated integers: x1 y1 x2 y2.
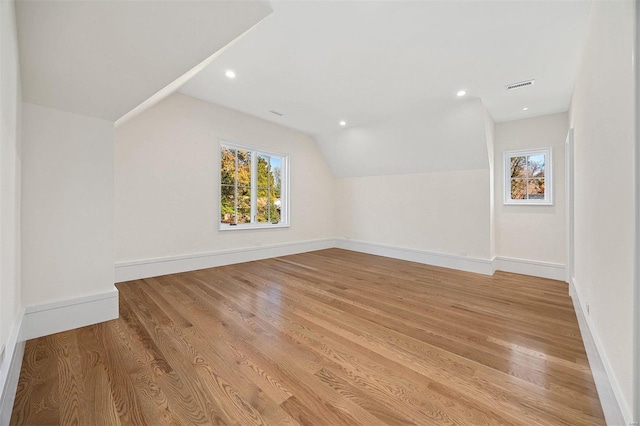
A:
180 0 592 135
17 0 272 121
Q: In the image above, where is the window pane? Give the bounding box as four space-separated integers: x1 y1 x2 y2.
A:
221 147 236 185
237 187 251 224
257 154 269 190
257 187 269 222
510 156 527 178
270 197 281 223
257 190 281 223
527 178 545 199
510 179 526 199
220 185 235 223
237 149 251 188
527 154 545 178
219 145 287 227
271 156 282 199
257 154 270 223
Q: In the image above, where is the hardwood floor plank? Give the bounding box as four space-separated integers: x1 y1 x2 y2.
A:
243 261 578 388
198 267 512 425
54 332 86 425
118 297 221 425
10 338 60 426
11 249 605 425
122 283 299 426
160 278 386 425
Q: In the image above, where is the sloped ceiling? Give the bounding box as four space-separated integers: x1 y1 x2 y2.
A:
178 0 590 177
316 98 490 177
16 0 272 121
180 1 592 135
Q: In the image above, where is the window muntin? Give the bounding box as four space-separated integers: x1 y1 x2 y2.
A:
220 143 288 229
504 148 552 205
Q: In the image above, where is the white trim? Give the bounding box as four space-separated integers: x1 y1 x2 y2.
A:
219 223 290 231
0 292 119 420
24 289 119 340
335 239 496 275
569 278 632 425
634 1 640 418
494 256 565 281
219 141 290 229
503 147 553 205
0 308 25 425
566 128 575 284
116 239 574 283
115 238 336 282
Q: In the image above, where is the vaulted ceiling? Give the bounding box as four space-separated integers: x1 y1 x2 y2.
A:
180 1 592 135
16 0 272 121
15 0 593 178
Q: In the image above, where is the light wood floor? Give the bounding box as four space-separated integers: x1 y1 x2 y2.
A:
11 249 605 425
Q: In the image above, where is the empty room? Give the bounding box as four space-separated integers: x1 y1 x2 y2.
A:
0 0 638 425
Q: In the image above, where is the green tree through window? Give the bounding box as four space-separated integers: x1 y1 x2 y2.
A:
220 144 287 227
257 155 282 223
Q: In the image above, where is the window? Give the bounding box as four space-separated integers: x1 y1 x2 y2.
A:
504 148 552 205
220 142 289 229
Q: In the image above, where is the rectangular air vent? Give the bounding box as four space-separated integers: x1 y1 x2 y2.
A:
506 79 535 90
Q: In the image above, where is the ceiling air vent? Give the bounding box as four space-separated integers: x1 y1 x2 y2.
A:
506 79 535 91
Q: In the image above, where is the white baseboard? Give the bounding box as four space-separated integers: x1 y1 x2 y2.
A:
0 291 119 422
494 256 565 281
335 238 496 275
0 308 25 425
24 288 119 340
115 238 336 283
116 239 570 283
569 278 631 425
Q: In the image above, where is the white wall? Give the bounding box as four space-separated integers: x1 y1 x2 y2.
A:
494 113 567 264
569 0 636 423
21 103 115 305
335 169 491 260
318 97 493 264
115 93 335 263
0 0 22 355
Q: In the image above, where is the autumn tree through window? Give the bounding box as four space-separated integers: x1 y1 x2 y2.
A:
504 148 552 205
220 143 288 228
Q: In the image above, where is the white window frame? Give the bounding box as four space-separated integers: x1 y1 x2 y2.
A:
503 148 553 205
219 141 290 231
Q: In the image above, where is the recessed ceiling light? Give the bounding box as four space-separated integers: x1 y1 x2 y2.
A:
339 120 347 126
522 107 529 111
457 90 466 97
225 70 236 79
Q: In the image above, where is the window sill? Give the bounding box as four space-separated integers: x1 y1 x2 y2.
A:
503 201 554 206
219 223 290 231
